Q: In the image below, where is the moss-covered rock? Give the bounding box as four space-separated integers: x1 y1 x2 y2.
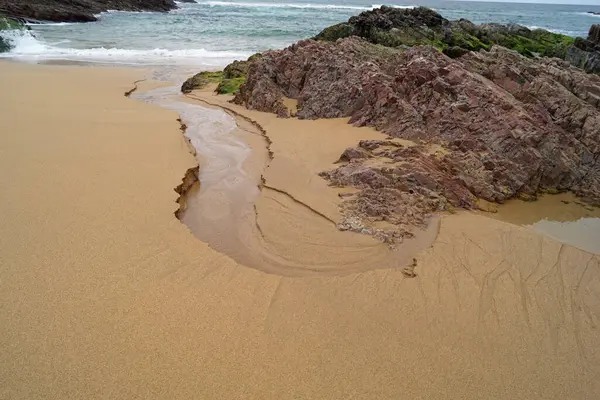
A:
180 71 223 93
223 60 248 79
0 36 8 53
314 23 355 42
0 15 26 53
183 55 262 96
216 77 245 95
180 70 245 95
314 6 575 60
0 16 23 30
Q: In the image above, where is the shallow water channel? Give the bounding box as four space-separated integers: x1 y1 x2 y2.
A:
132 76 438 277
134 72 600 276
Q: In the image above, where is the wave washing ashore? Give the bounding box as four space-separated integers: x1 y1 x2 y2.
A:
2 0 600 65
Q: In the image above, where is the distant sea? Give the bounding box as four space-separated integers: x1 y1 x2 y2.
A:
2 0 600 67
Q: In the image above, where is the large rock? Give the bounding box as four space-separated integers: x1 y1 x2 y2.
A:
0 0 177 22
566 25 600 74
314 6 574 59
233 38 600 231
0 36 8 53
589 24 600 44
0 15 26 53
181 71 223 93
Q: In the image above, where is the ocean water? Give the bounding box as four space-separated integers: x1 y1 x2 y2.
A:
2 0 600 67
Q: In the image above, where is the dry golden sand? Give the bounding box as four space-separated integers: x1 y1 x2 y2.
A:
1 61 600 399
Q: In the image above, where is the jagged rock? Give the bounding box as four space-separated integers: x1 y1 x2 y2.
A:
335 147 371 163
233 37 600 230
314 6 574 59
565 25 600 74
0 0 176 22
588 24 600 44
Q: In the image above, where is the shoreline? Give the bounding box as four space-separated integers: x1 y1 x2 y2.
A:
2 60 600 399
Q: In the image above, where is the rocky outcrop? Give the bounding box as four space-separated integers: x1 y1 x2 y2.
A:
181 66 248 96
314 6 574 59
0 14 26 52
181 71 223 93
232 37 600 235
589 24 600 44
565 25 600 74
182 57 261 96
0 0 177 23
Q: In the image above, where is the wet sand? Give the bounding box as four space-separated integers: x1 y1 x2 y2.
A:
164 85 438 276
481 193 600 254
2 61 600 399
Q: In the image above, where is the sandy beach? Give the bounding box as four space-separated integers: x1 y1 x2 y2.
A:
2 60 600 399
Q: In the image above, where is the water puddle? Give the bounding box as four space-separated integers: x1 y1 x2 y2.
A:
482 193 600 254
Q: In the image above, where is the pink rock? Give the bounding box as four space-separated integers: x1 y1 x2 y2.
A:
236 38 600 231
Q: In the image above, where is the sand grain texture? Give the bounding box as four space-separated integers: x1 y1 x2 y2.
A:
1 62 600 399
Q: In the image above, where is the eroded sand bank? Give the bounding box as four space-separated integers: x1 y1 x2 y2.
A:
1 61 600 399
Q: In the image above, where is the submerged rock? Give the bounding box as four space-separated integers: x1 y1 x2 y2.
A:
314 6 575 59
232 37 600 230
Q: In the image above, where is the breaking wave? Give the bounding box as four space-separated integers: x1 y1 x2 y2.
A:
0 29 251 66
196 1 416 10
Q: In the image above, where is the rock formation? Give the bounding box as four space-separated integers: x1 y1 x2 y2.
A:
314 6 574 59
0 0 177 23
232 37 600 238
0 14 26 52
565 25 600 74
181 57 259 95
181 71 224 94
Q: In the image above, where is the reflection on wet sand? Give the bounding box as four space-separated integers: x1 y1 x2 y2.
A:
481 193 600 254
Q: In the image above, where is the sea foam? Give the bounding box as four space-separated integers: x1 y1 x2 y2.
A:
198 1 416 10
0 30 251 67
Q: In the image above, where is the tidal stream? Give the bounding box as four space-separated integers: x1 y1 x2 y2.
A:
132 73 436 277
132 71 600 278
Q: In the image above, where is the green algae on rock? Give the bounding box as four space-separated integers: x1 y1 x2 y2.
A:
0 14 26 53
181 71 223 93
215 77 245 95
181 59 253 95
314 6 574 59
